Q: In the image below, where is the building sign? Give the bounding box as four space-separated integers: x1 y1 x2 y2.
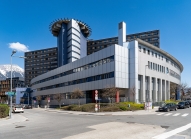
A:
169 69 180 79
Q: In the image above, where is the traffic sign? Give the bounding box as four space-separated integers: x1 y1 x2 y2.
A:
5 92 15 96
95 90 98 100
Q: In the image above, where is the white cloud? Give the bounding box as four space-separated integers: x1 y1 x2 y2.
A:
8 42 30 52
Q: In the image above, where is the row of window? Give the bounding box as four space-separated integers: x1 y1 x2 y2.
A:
67 38 80 45
67 44 81 50
39 72 114 91
67 50 80 55
139 46 180 71
25 49 57 56
88 32 159 45
67 27 80 34
148 61 166 73
31 56 114 86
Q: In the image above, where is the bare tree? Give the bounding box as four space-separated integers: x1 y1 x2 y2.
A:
36 96 42 107
20 98 25 104
129 86 136 102
170 83 177 100
53 93 64 108
71 88 84 107
102 85 122 104
179 83 188 100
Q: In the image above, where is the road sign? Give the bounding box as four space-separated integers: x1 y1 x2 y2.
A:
95 90 98 100
5 92 15 96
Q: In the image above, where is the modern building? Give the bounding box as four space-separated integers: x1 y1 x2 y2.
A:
49 18 91 66
87 30 159 55
30 21 183 105
24 47 58 86
0 77 25 100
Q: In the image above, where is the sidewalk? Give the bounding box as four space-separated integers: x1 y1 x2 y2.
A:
39 107 159 116
0 114 28 127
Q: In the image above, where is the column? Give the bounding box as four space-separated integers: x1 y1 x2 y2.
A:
149 76 152 102
153 78 157 102
166 81 170 100
158 79 162 102
116 91 119 103
141 75 145 103
162 80 166 101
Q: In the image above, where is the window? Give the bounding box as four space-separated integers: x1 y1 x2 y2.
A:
155 53 157 58
139 46 141 52
143 48 146 53
150 62 152 69
148 50 150 55
152 51 154 56
148 61 150 69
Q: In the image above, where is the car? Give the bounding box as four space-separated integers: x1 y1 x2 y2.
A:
177 101 190 109
186 100 191 107
12 105 24 113
158 103 177 112
23 105 32 109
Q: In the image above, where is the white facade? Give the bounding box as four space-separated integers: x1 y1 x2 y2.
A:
31 21 183 104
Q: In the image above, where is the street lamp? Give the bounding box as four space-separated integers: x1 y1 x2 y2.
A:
10 50 26 118
145 65 149 102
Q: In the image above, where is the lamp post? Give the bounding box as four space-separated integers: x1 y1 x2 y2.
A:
10 50 26 118
145 65 149 102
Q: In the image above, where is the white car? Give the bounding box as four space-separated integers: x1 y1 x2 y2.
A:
12 106 24 113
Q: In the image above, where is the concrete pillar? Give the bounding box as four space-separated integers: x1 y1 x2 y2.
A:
141 75 145 103
167 81 170 100
162 80 166 101
148 76 152 102
153 78 157 102
158 79 162 102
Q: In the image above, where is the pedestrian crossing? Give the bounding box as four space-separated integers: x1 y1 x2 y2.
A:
156 113 189 117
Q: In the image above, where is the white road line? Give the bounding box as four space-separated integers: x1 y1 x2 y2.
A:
182 113 189 117
152 123 191 139
172 113 180 116
157 113 164 115
164 113 172 116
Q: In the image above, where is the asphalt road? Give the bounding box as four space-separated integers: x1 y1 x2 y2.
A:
1 108 191 139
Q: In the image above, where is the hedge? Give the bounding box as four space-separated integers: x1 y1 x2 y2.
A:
0 104 9 118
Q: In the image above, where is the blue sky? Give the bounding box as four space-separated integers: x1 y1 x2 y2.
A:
0 0 190 86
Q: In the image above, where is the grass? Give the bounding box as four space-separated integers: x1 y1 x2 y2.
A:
60 102 144 112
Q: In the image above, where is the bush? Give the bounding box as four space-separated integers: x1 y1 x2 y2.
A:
100 106 121 112
81 103 95 112
0 104 9 118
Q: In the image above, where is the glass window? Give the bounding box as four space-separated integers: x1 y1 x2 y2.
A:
139 46 141 52
143 48 146 53
148 50 150 55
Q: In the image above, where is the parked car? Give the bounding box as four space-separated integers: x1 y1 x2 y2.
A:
186 100 191 107
158 103 177 112
177 101 190 109
23 105 32 109
12 105 24 113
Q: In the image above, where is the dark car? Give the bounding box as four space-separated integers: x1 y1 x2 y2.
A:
158 103 177 112
23 105 32 109
186 100 191 107
177 101 190 109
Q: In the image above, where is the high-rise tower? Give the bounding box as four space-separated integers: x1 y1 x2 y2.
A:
49 18 91 67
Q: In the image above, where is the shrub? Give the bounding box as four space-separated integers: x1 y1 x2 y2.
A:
0 104 9 118
101 106 121 112
81 103 95 112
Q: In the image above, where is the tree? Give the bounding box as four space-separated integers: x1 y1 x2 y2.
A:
36 96 42 107
102 85 122 104
53 93 64 108
129 86 136 102
71 88 84 107
170 83 177 100
20 98 25 104
179 83 188 100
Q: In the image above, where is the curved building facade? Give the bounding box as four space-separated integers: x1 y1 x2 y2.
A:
31 21 183 105
50 18 91 66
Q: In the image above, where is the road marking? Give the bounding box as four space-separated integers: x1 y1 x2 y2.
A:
182 113 189 117
157 113 164 115
164 113 172 116
152 123 191 139
172 113 180 116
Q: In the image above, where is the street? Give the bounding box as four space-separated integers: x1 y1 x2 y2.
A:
0 108 191 139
